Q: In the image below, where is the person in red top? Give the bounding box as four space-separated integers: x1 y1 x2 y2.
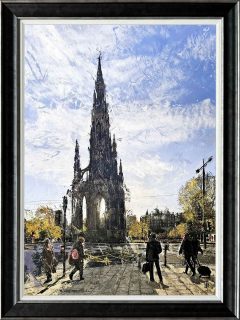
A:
69 236 85 281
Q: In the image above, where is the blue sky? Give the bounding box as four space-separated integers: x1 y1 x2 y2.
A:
24 22 216 219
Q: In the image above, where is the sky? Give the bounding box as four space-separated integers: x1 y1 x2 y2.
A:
24 22 216 220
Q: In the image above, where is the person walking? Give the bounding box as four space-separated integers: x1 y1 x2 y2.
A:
146 233 165 287
69 236 85 281
179 233 195 276
42 238 54 284
191 233 203 269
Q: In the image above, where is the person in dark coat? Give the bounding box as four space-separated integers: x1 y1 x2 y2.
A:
191 234 203 269
179 233 195 276
42 238 54 283
69 236 85 281
146 233 164 286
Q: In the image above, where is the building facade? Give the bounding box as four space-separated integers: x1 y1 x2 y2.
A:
71 56 126 242
140 209 183 233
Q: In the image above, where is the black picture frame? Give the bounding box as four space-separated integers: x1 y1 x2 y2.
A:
1 1 239 318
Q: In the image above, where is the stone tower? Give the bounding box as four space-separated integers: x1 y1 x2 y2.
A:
71 56 126 242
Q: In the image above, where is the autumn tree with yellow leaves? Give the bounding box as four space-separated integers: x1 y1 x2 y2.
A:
25 206 62 241
167 173 215 239
178 173 216 232
168 223 187 239
128 220 149 240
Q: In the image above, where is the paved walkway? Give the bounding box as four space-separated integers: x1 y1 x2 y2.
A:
24 261 215 296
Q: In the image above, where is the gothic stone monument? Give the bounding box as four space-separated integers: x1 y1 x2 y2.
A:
71 56 126 242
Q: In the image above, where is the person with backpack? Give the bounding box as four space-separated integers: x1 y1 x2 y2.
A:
146 233 165 287
69 236 85 281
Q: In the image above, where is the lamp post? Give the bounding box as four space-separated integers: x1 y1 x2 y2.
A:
196 156 213 249
62 195 68 276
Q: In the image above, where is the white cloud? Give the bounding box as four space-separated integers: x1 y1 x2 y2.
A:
178 32 216 62
25 104 91 185
111 98 215 153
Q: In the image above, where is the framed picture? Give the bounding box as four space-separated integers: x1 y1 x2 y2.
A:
1 1 239 318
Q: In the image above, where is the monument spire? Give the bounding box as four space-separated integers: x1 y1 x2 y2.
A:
119 159 124 182
73 139 80 179
95 53 105 105
97 53 103 82
112 134 117 158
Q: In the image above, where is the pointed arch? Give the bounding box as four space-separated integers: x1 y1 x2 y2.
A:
82 196 87 227
95 195 107 228
99 197 106 218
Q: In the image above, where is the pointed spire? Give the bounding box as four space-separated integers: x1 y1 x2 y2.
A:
97 53 103 82
112 134 117 158
119 159 123 176
93 90 96 104
74 139 80 179
95 53 105 106
119 159 124 183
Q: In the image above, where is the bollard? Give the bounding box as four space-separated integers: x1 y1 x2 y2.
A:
138 254 142 269
164 243 169 267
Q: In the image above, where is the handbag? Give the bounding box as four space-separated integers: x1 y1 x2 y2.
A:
142 262 150 274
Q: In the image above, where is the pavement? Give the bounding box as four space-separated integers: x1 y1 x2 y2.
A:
24 260 215 296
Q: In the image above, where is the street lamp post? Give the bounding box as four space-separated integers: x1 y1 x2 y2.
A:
62 195 68 276
196 156 213 249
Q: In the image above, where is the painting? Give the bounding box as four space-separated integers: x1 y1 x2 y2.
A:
23 20 220 299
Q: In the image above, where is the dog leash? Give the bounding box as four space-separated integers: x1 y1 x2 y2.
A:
196 256 201 267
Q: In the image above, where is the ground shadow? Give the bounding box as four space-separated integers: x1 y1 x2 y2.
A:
190 275 201 284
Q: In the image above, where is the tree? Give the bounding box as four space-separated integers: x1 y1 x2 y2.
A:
140 221 149 240
178 173 216 231
168 223 187 239
35 206 55 224
128 221 141 239
25 206 62 241
128 220 149 240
